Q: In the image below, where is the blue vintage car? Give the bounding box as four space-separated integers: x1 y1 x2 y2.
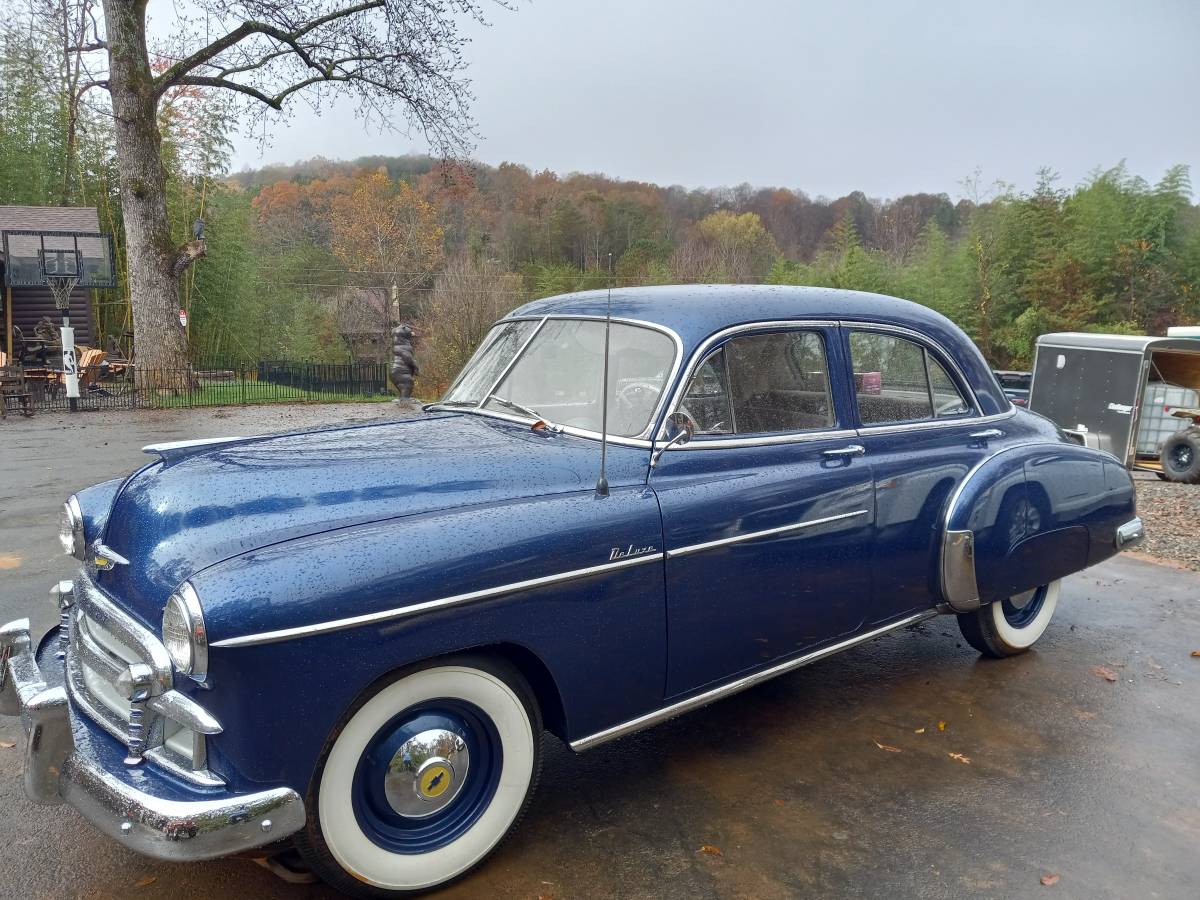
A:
2 286 1143 895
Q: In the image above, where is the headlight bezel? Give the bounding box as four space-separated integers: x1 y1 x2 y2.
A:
59 495 86 560
162 582 209 683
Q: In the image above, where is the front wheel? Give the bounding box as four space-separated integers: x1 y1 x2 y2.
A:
296 655 542 897
957 580 1061 658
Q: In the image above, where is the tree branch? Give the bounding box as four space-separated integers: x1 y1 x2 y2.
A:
66 41 107 52
173 75 284 109
152 1 384 96
174 239 207 277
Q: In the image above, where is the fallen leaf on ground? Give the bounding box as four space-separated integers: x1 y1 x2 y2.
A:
937 721 947 731
698 845 723 857
1071 708 1098 721
0 740 15 749
0 553 21 570
914 727 925 734
874 741 903 753
774 799 786 806
1090 665 1118 682
134 876 157 887
1191 650 1200 658
948 752 971 764
1040 873 1060 886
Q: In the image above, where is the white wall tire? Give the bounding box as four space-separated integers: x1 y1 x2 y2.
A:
296 656 542 898
958 580 1060 658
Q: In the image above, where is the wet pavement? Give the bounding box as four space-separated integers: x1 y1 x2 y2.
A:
1 408 1198 899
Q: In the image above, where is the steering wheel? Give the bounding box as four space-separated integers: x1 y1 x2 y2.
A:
616 381 661 412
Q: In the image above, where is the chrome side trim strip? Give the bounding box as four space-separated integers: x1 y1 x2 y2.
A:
666 509 869 559
212 552 666 648
570 609 939 751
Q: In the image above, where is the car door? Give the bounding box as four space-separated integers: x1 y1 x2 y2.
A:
842 326 1005 625
652 323 876 698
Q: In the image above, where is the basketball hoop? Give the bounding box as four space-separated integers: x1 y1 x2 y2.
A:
47 273 80 310
41 246 82 310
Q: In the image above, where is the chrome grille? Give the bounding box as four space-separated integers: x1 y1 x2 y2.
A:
65 571 222 787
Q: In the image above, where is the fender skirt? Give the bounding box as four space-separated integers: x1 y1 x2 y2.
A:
939 443 1135 612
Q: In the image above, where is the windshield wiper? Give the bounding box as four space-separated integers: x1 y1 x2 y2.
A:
485 394 557 429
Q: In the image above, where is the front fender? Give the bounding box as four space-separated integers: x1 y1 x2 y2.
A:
940 442 1135 612
185 486 666 794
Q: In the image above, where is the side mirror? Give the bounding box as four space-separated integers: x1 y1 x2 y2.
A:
665 411 695 443
652 412 694 468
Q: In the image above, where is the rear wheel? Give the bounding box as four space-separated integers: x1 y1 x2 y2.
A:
1161 430 1200 484
958 581 1060 658
296 655 542 897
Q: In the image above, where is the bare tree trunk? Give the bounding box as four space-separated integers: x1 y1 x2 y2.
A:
102 0 194 386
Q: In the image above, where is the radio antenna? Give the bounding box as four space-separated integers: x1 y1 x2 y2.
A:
595 253 614 497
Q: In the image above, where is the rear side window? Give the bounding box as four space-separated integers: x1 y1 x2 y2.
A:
849 331 972 425
678 330 835 435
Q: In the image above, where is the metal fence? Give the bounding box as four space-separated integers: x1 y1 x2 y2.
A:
15 359 391 413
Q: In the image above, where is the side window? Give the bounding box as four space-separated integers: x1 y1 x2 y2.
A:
849 331 972 425
680 349 733 435
928 356 970 417
678 329 836 437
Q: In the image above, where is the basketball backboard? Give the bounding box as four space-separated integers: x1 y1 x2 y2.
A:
1 230 116 288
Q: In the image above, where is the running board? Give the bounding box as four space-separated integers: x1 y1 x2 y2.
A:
569 609 940 752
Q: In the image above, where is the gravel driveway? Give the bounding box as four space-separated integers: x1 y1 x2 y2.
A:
1133 475 1200 571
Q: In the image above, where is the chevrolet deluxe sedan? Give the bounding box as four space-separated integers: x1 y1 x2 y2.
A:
2 285 1143 896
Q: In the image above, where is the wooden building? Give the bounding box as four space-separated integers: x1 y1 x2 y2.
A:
0 206 100 359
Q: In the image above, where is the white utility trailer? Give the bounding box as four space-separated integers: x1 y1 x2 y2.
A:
1029 332 1200 483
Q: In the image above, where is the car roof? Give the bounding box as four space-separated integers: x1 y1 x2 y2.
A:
513 284 957 346
507 284 1011 416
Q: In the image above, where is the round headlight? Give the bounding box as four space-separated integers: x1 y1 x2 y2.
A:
59 495 85 560
162 583 208 681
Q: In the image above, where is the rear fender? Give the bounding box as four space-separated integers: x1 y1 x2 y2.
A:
940 442 1132 611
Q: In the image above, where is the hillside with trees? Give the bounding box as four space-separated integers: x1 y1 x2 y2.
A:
3 2 1198 395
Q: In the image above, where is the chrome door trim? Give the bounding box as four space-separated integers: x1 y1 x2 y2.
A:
665 508 870 559
211 551 666 648
569 609 939 751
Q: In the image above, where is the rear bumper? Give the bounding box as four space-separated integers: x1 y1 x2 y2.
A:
1116 516 1145 550
1 616 305 861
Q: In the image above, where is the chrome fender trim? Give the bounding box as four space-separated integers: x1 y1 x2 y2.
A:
940 530 980 612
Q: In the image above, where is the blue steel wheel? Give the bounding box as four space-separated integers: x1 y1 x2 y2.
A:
957 580 1061 658
296 656 542 897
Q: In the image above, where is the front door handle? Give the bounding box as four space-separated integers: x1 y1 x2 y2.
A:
822 444 866 459
969 428 1004 442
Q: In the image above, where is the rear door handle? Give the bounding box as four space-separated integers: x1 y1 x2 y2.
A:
969 429 1003 441
822 445 866 459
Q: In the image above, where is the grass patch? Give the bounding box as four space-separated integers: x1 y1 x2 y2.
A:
150 379 392 408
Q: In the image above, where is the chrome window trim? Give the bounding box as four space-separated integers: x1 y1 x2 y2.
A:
855 407 1016 437
654 319 842 446
429 315 684 444
569 609 939 751
671 428 859 451
666 509 869 558
212 551 666 648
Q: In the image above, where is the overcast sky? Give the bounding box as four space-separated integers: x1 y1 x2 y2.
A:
229 0 1199 200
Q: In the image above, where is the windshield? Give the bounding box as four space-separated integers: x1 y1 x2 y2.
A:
440 318 676 438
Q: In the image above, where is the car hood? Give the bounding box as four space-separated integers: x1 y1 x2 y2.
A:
96 412 649 623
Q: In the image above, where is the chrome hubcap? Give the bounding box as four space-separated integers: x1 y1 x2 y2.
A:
384 728 469 818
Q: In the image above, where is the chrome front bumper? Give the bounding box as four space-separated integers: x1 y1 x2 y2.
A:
0 616 305 861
